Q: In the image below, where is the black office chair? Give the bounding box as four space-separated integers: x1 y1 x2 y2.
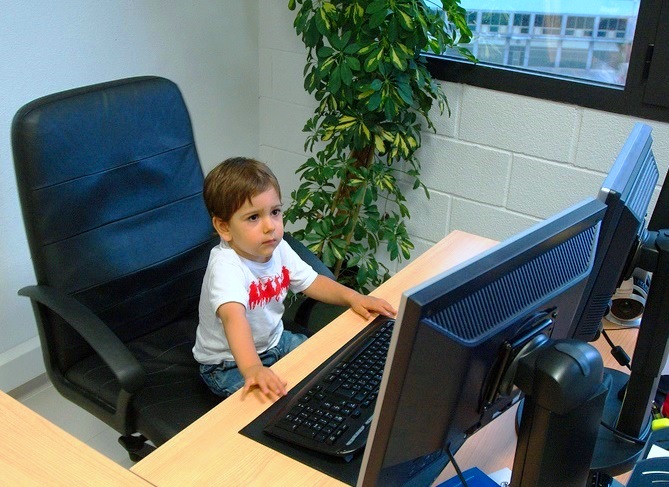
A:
11 76 342 460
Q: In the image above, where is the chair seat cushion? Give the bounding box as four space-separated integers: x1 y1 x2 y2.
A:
65 315 222 445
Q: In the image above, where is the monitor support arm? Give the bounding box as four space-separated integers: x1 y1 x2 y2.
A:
510 339 608 487
617 229 669 437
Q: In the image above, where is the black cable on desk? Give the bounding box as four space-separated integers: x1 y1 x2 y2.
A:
601 329 632 370
446 445 469 487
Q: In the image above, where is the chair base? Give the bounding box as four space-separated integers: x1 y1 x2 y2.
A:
118 433 156 462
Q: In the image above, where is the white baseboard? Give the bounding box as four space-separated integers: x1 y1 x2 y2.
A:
0 336 45 393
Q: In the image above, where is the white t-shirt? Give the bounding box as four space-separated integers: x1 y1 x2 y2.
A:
193 239 318 365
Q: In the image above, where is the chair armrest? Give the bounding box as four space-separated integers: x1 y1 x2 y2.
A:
18 285 145 393
284 233 336 280
283 233 345 329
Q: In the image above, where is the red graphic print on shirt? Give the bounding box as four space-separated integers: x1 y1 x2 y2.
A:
248 266 290 309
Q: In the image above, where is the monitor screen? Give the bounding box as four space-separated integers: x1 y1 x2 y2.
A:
357 198 606 486
566 123 659 342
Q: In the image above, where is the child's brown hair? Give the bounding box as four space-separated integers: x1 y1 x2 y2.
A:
203 157 282 221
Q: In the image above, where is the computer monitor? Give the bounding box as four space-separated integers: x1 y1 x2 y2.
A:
566 123 658 343
558 123 661 475
357 197 607 486
648 164 669 233
358 123 664 486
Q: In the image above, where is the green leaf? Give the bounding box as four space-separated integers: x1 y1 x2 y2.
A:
345 56 361 71
321 243 336 267
344 43 361 55
366 0 387 15
317 46 335 58
339 30 352 48
390 46 407 70
328 66 342 93
367 91 382 111
369 8 388 29
357 44 375 56
357 89 374 101
321 1 336 15
315 6 331 35
364 48 383 72
396 42 413 58
374 134 386 153
395 80 413 105
318 56 336 77
340 62 353 86
303 21 321 47
396 10 413 30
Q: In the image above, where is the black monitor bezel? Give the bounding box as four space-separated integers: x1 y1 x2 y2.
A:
357 198 606 486
567 123 659 342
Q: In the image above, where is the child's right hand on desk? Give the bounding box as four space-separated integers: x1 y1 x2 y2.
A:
241 364 287 399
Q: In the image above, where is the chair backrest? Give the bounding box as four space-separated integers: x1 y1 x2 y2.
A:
13 77 216 369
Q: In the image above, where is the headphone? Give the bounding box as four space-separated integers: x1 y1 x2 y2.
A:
606 269 652 327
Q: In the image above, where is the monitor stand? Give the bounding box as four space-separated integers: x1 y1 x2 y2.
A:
511 339 609 487
590 369 648 476
590 228 669 478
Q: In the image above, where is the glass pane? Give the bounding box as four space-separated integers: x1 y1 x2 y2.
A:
442 0 641 86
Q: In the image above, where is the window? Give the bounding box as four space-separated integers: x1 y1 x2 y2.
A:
535 15 563 36
427 0 669 123
481 12 510 34
513 13 530 34
566 16 595 37
597 17 628 39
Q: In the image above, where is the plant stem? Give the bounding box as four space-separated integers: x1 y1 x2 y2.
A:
332 144 375 278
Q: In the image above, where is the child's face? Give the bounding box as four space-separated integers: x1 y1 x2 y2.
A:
213 187 284 263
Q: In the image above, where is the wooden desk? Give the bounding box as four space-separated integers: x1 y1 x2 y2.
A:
131 230 645 486
131 231 498 486
0 390 150 486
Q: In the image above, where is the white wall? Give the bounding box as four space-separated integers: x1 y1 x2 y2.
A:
4 0 669 392
0 0 260 392
259 1 669 272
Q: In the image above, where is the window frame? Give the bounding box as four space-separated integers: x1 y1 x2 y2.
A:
427 0 669 123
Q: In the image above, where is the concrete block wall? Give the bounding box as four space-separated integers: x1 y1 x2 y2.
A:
259 1 669 274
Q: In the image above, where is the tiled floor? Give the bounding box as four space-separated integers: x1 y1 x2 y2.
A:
11 374 136 469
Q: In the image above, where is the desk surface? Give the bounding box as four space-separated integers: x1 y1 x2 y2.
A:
131 230 641 486
0 390 150 486
131 230 498 486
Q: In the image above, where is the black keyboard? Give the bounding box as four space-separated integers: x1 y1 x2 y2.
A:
263 316 395 458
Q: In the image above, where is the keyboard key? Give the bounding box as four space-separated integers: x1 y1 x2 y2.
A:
263 317 395 457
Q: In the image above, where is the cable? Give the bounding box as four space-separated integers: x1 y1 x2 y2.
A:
446 445 469 487
599 418 648 446
601 329 632 370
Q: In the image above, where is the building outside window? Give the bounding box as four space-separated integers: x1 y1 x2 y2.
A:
444 0 639 86
427 0 669 121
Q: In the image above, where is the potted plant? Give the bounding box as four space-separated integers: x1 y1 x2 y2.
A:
286 0 474 292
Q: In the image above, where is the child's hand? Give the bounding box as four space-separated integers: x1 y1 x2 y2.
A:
302 275 396 320
241 364 287 399
349 293 397 320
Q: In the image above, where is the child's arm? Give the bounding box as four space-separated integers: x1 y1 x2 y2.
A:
217 302 287 398
302 275 397 319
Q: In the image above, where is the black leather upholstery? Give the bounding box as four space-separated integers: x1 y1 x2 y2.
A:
12 76 341 459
